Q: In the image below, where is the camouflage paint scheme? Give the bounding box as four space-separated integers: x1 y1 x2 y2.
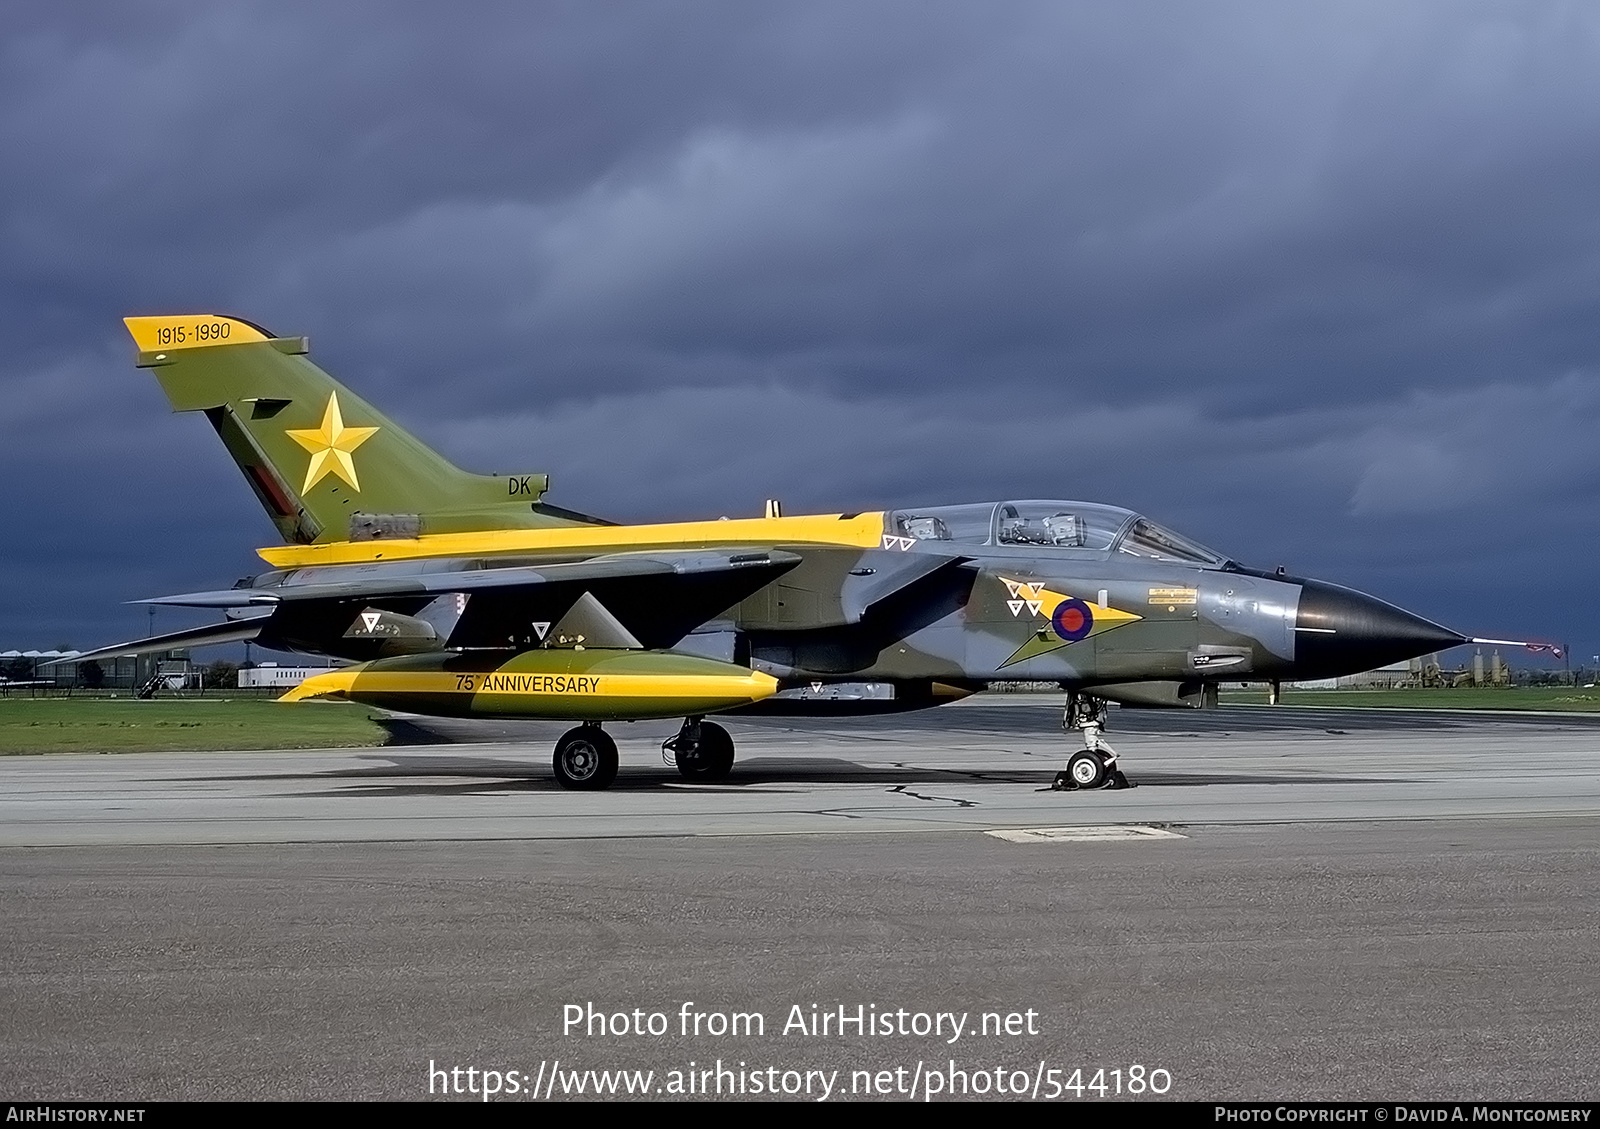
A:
83 316 1467 788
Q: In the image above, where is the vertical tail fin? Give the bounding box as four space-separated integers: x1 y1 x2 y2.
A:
125 314 592 544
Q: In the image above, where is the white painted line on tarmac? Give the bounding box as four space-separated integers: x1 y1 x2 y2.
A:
985 824 1187 843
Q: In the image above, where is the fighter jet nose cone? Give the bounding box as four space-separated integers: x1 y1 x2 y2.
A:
1294 579 1466 679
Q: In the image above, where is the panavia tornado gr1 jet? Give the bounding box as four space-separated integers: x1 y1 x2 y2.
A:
78 313 1494 791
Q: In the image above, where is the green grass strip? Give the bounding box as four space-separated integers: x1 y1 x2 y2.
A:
1221 686 1600 711
0 698 391 755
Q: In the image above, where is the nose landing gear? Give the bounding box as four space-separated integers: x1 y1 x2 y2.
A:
1052 693 1131 791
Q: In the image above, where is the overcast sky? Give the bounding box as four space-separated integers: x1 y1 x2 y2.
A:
3 1 1596 666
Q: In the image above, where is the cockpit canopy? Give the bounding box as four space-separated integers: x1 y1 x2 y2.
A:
888 500 1230 566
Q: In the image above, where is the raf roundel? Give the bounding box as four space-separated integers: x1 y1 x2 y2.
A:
1051 597 1095 642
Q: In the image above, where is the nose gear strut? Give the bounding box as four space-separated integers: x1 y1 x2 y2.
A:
1052 692 1132 791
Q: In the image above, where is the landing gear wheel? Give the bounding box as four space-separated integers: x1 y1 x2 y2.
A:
1066 750 1107 790
676 720 735 781
552 726 618 790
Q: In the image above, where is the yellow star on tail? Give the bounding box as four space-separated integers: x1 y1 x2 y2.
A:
285 392 379 493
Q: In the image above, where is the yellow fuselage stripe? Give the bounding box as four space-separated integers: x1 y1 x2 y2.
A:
283 668 777 702
258 512 888 567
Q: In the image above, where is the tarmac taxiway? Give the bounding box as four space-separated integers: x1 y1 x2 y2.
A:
1 699 1598 844
1 698 1597 1101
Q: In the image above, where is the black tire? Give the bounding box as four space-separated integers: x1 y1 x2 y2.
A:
676 720 736 781
552 726 618 790
1066 750 1106 790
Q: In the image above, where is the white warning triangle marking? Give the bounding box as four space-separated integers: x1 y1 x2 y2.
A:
1002 580 1021 597
531 622 551 640
883 535 914 551
360 612 380 632
1007 600 1025 617
1025 600 1043 615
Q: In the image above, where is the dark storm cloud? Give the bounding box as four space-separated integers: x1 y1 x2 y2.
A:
2 1 1598 658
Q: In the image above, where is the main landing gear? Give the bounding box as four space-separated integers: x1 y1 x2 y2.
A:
663 716 736 781
552 723 618 790
550 717 741 790
1052 693 1132 792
